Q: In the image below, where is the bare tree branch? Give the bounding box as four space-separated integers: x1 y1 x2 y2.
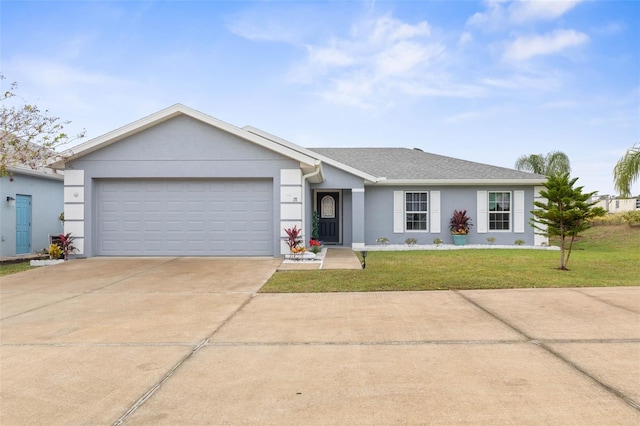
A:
1 74 86 177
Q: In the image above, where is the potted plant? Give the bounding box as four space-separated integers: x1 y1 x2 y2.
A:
309 212 323 253
449 209 473 245
311 211 320 241
309 238 323 254
284 225 303 250
48 243 63 260
283 225 310 259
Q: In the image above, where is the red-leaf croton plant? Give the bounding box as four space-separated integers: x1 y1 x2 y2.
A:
449 210 473 235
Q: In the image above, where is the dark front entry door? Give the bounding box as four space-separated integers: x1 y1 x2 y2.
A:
316 191 340 243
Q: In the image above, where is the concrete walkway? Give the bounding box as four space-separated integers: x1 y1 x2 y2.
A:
277 247 362 271
1 258 638 425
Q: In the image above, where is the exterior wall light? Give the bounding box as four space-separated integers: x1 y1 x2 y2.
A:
6 196 15 202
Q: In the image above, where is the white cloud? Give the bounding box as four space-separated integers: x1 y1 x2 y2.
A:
468 0 585 29
458 32 473 46
317 73 375 109
481 72 561 91
308 44 356 68
504 29 589 61
509 0 584 23
285 14 476 108
226 8 315 45
374 41 434 76
393 79 487 98
467 1 507 30
367 15 431 42
230 8 494 108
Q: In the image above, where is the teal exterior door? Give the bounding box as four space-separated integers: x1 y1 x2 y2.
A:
16 194 32 254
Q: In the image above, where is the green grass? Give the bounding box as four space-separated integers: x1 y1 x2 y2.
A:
261 224 640 293
0 261 35 277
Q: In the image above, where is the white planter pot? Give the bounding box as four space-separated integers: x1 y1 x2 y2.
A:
30 259 65 267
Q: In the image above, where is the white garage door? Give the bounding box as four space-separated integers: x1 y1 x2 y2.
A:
96 179 273 256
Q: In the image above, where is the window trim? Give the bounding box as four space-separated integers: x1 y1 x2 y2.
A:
404 191 429 232
488 191 512 232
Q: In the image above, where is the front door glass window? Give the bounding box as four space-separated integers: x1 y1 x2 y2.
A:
321 195 335 218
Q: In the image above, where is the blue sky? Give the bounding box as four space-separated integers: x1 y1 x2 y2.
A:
2 0 638 195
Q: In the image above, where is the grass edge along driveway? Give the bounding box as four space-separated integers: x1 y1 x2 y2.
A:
262 224 640 293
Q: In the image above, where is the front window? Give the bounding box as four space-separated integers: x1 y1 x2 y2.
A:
489 191 511 230
405 192 428 231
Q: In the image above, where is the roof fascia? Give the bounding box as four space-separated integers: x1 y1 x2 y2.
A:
52 104 319 169
6 166 64 181
243 126 379 183
369 178 547 186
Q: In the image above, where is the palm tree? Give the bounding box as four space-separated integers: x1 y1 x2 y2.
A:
613 144 640 197
515 151 571 176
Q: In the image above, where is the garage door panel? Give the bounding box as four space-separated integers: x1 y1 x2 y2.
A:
145 221 162 232
101 221 119 232
123 182 143 192
96 179 273 256
166 182 184 192
166 201 183 212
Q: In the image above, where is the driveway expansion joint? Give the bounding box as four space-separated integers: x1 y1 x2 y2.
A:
0 342 199 347
112 291 258 425
454 290 640 413
207 339 529 347
570 288 640 314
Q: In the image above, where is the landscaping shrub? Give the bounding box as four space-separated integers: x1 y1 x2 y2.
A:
622 210 640 227
590 213 626 226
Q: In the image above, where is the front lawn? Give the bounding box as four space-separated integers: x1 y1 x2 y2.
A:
261 224 640 292
0 261 34 277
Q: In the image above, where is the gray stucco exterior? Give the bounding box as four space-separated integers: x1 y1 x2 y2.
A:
66 115 300 257
363 185 539 246
0 169 64 257
53 104 546 258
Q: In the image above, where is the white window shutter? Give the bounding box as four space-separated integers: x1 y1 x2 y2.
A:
477 191 488 233
533 186 548 245
514 190 525 233
393 191 404 233
430 191 441 233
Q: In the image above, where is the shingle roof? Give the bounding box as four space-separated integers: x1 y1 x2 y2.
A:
309 147 546 181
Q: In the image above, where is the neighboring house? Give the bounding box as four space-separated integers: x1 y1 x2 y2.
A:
0 167 64 257
50 104 547 258
594 197 639 213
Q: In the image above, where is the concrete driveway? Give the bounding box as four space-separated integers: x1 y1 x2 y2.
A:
1 258 639 425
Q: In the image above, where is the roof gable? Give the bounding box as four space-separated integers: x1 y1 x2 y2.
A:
51 104 320 171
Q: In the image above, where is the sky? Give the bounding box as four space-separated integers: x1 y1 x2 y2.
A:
1 0 639 196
